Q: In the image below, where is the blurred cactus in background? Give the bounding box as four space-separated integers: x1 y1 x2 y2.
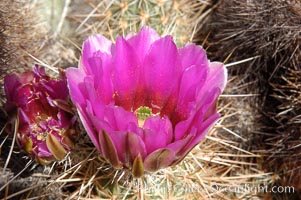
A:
0 0 46 100
196 0 301 198
68 0 211 45
268 67 301 191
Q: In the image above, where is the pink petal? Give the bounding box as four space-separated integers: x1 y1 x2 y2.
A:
126 27 160 109
197 87 221 112
82 51 115 105
41 79 69 100
81 35 114 88
182 113 220 154
84 103 141 163
93 52 114 104
127 26 160 63
167 130 196 165
203 99 218 120
77 103 101 151
142 116 173 154
103 105 138 131
37 141 52 157
82 34 112 60
196 62 227 103
106 130 128 163
143 36 180 112
4 73 33 108
85 106 135 163
126 132 147 164
18 108 30 125
176 65 207 117
209 62 227 91
83 76 102 111
178 44 208 71
113 37 141 110
174 87 220 140
172 113 219 165
166 133 195 156
66 68 88 106
174 105 202 140
89 103 137 132
33 65 47 79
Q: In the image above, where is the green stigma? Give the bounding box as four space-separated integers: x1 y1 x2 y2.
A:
135 106 153 127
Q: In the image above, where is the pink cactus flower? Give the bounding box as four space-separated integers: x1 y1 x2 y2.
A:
66 27 227 177
4 65 76 165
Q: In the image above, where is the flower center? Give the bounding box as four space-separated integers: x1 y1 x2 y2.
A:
135 106 153 127
30 114 60 141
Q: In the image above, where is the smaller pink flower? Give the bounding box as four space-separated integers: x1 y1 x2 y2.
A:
66 27 227 177
4 65 76 165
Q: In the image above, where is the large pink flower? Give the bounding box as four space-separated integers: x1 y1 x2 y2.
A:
66 27 227 177
4 65 76 165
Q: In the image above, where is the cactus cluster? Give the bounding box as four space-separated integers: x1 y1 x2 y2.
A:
195 0 301 198
268 67 301 191
69 0 211 45
197 0 300 70
0 0 49 73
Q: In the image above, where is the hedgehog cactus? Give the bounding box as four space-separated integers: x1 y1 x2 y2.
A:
4 65 76 165
71 0 210 45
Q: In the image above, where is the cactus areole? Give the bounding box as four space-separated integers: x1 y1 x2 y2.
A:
66 27 227 177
